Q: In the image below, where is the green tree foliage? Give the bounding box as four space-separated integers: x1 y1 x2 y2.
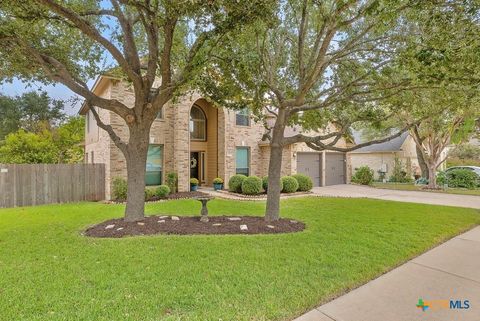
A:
200 0 422 220
449 144 480 160
54 116 85 163
0 130 58 163
0 0 274 221
0 91 65 140
0 116 84 164
397 2 480 188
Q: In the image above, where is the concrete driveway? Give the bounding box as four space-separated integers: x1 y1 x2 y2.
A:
312 184 480 209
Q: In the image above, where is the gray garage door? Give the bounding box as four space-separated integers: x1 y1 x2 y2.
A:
296 153 322 187
325 152 346 185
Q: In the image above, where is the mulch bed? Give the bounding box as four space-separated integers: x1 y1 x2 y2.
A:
84 215 305 238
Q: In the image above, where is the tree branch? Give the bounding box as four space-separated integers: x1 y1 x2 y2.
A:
37 0 142 89
87 102 128 155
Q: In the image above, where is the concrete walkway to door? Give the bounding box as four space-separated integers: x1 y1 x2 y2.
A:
312 184 480 209
293 226 480 321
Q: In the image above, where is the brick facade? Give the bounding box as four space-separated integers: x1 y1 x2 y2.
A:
83 76 349 199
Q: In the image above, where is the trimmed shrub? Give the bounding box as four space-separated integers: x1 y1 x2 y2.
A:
281 176 299 193
144 188 155 201
292 174 313 191
156 185 171 198
165 172 178 193
262 176 283 192
228 174 247 193
351 166 374 185
112 177 127 201
446 169 478 189
241 176 262 195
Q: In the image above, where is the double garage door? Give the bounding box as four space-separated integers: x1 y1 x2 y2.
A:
296 152 346 187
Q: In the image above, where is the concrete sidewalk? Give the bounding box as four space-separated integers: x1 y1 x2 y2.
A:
312 184 480 209
294 226 480 321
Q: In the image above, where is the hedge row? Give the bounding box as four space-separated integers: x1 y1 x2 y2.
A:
228 174 313 195
112 177 171 201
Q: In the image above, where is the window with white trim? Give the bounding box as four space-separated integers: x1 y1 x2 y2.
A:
235 147 250 176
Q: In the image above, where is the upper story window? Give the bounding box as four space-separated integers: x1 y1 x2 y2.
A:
236 108 250 126
156 107 163 119
149 88 163 120
190 105 206 141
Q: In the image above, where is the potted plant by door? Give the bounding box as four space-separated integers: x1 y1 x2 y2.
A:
190 178 199 191
213 178 224 191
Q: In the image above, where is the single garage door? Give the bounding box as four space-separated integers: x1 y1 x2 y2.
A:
325 152 346 185
296 153 322 187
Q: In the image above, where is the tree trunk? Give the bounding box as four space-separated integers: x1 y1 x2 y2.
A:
427 164 437 189
265 111 287 222
416 145 429 179
124 129 149 222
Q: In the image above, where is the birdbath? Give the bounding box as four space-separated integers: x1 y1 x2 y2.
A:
193 196 214 222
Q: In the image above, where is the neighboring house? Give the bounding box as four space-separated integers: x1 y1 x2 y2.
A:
348 131 448 180
80 75 350 198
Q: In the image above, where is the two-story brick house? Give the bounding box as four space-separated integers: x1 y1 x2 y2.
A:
80 75 350 199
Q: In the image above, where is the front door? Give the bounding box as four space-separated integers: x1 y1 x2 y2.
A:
190 152 200 182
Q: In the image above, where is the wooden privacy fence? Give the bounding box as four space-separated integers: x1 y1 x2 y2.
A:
0 164 105 208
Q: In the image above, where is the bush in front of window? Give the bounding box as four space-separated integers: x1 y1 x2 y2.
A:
241 176 262 195
292 174 313 191
144 187 155 201
228 174 247 193
351 166 374 185
156 185 171 198
112 177 127 201
262 176 283 192
281 176 299 193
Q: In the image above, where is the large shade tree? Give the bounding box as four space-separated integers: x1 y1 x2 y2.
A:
0 91 65 140
0 0 273 221
200 0 423 221
367 0 480 186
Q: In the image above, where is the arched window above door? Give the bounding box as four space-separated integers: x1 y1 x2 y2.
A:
190 105 206 141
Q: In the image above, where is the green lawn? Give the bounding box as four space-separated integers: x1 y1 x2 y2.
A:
372 182 480 196
0 198 478 321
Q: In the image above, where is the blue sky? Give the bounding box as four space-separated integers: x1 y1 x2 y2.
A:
0 79 95 116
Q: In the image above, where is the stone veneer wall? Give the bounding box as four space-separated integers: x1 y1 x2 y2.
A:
85 78 352 198
84 84 112 197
